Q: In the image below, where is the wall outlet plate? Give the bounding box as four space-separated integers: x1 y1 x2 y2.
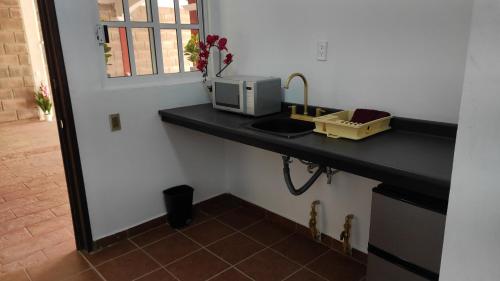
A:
109 113 121 132
317 41 328 61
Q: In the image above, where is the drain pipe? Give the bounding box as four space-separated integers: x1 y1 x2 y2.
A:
282 156 326 196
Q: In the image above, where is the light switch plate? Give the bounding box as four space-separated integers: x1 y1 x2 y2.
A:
317 41 328 61
109 113 121 132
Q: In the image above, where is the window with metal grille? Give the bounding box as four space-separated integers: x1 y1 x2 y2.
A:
97 0 204 79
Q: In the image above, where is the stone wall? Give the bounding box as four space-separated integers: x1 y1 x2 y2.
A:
0 0 37 123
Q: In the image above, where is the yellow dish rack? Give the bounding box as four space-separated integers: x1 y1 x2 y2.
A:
313 111 392 140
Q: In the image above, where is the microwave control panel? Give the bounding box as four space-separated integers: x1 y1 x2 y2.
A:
246 82 255 115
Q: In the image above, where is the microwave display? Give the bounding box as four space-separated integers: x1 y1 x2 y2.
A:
214 82 240 109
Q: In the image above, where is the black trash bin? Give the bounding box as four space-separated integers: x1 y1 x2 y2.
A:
163 185 194 228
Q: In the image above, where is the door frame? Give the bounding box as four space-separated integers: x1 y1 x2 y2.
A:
36 0 94 252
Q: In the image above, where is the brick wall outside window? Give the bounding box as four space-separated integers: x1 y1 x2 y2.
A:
0 0 38 123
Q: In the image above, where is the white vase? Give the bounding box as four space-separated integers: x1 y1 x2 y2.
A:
45 113 53 122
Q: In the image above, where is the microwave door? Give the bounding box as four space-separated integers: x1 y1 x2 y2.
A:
213 81 245 113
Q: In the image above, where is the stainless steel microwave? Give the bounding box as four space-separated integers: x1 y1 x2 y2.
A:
212 76 282 116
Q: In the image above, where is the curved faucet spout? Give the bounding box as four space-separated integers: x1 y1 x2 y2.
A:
284 73 309 116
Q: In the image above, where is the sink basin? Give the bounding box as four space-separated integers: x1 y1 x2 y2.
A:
248 117 315 138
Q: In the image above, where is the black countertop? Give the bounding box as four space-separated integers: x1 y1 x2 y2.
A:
159 103 456 201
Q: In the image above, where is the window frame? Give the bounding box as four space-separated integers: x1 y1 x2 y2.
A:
99 0 205 81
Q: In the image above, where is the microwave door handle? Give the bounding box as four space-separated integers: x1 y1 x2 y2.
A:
240 81 246 113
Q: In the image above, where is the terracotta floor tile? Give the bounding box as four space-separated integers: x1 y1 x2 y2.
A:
167 249 228 281
0 120 73 273
35 189 68 202
0 177 34 188
22 177 54 190
85 240 137 266
284 269 326 281
0 270 31 281
27 215 72 236
11 200 67 217
2 183 60 202
143 233 200 265
187 207 211 227
135 269 176 281
0 251 48 276
131 225 175 247
182 219 235 246
64 270 103 281
307 251 366 281
42 240 77 259
96 250 159 281
209 269 252 281
26 252 90 281
236 249 299 281
0 184 26 197
0 210 55 236
242 220 293 246
0 229 32 250
50 204 71 217
197 194 242 216
272 234 329 265
0 197 39 213
217 205 265 230
207 233 264 264
0 228 72 264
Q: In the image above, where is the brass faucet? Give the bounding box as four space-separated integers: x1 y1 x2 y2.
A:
309 200 321 242
340 214 354 256
284 73 311 121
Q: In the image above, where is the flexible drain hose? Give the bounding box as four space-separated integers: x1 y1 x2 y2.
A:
282 156 326 196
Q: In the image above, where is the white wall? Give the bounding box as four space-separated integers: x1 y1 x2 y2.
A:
211 0 473 252
225 142 376 251
54 0 227 239
440 0 500 280
211 0 472 123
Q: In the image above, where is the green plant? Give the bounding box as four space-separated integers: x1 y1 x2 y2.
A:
34 84 52 114
104 43 112 65
184 34 200 63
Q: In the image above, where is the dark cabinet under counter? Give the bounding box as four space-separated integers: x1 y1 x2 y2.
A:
367 185 448 281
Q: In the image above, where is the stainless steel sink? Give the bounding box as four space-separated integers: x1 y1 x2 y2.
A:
248 117 315 138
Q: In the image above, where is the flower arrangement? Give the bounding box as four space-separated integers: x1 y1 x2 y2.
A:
34 83 52 115
195 34 233 82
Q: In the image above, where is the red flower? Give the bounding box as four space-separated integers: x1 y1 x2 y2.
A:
200 49 209 59
198 41 206 51
224 53 233 64
196 59 208 72
206 34 219 46
217 38 228 51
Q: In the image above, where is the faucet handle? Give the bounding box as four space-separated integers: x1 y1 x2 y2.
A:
316 108 326 117
288 105 297 115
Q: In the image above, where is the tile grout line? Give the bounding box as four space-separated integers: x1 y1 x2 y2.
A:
78 251 108 281
23 268 33 281
281 250 332 281
84 199 365 281
129 238 182 281
214 214 338 281
193 215 298 281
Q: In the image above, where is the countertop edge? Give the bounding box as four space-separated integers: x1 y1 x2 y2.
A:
159 109 451 200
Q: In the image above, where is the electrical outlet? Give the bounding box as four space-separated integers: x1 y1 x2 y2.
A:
317 41 328 61
109 113 121 132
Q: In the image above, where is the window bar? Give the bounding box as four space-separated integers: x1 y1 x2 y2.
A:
123 0 137 76
199 0 206 39
173 0 185 73
150 0 163 75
